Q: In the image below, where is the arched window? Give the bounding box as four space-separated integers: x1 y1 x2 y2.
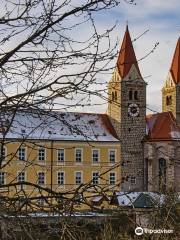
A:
112 92 115 101
169 96 172 105
114 91 117 101
166 96 169 106
166 96 172 106
134 91 138 100
159 158 166 192
129 90 133 100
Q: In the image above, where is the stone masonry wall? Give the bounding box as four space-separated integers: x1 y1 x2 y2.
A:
144 142 180 192
108 66 146 191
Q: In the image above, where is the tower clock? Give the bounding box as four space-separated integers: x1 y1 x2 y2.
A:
107 25 146 191
128 103 140 117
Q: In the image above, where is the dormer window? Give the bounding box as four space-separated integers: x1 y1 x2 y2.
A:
21 129 26 134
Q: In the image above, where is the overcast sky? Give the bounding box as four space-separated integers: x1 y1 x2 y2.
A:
75 0 180 114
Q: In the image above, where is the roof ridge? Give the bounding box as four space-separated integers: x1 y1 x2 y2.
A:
44 110 106 116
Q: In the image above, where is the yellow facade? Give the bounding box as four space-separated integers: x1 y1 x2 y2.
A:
0 140 120 208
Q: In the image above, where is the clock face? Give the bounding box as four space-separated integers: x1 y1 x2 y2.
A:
128 103 140 117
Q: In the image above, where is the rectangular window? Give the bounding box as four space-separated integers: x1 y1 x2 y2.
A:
18 147 26 161
0 147 6 161
38 147 45 161
57 149 65 162
0 172 5 185
74 193 82 205
57 172 65 185
92 172 99 185
75 149 82 163
109 172 116 185
38 172 45 185
75 172 82 185
17 172 25 183
109 150 116 163
18 196 26 207
38 198 45 207
92 149 99 163
92 149 99 164
130 176 136 184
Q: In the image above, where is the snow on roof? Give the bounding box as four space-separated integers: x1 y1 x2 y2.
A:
115 192 140 206
146 192 165 205
114 192 169 207
91 195 110 202
0 110 119 142
1 212 110 218
91 196 103 202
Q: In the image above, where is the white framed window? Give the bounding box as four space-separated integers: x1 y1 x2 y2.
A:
56 196 64 204
130 176 136 184
74 193 83 205
38 172 45 185
92 172 99 185
37 198 45 207
75 149 82 163
38 147 45 161
0 172 5 185
17 172 25 183
57 172 65 185
17 196 26 207
109 149 116 163
92 149 99 164
18 147 26 161
75 171 82 185
109 172 116 185
0 146 6 161
57 149 65 162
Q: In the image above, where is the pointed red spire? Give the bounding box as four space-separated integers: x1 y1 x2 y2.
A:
170 38 180 84
117 25 141 78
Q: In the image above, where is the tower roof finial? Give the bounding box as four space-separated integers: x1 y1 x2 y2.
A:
125 21 129 32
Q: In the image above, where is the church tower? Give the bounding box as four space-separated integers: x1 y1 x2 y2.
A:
107 26 146 191
162 38 180 125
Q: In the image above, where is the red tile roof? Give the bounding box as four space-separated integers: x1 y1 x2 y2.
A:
170 38 180 84
146 112 180 141
101 114 119 139
117 25 141 78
